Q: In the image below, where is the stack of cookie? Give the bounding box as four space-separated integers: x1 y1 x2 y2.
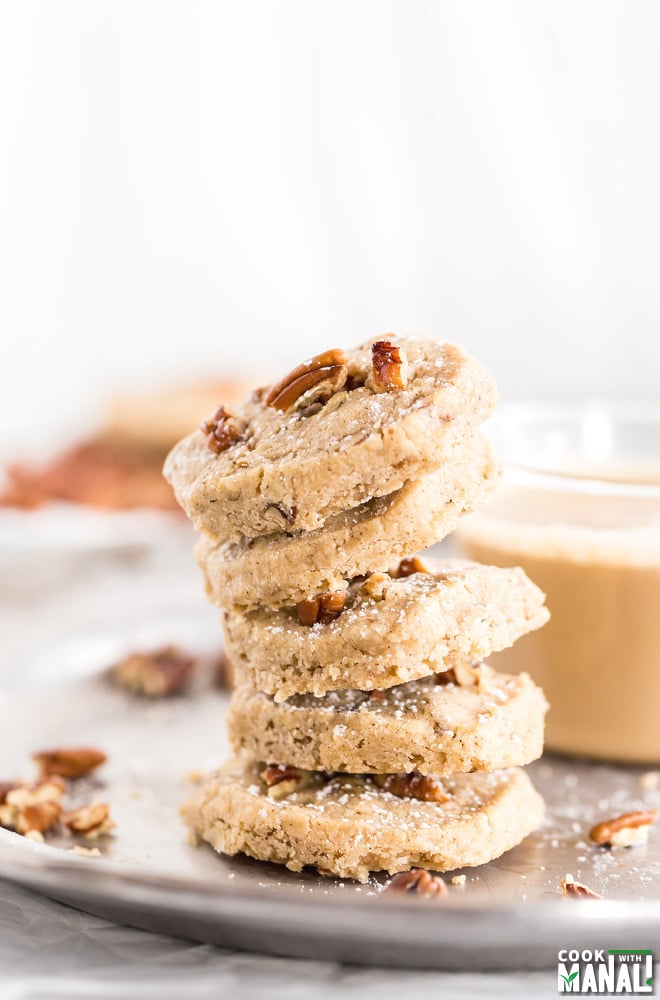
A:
165 337 549 883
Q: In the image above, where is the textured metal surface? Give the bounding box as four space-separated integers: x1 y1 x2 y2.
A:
0 625 659 970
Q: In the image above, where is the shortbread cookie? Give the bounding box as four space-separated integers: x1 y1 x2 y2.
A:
182 757 544 882
223 558 548 698
227 666 548 774
197 435 499 610
164 337 497 541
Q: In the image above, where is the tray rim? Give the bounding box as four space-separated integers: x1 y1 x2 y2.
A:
3 825 660 919
2 831 659 972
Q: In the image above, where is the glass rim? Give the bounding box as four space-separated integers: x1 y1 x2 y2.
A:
492 396 660 499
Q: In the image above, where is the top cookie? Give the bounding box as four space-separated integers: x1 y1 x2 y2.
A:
164 337 497 541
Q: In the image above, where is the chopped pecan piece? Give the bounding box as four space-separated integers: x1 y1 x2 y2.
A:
63 802 115 839
374 772 449 803
344 372 366 392
265 501 297 526
316 592 346 623
296 591 347 625
386 869 448 898
264 349 348 412
215 649 234 689
589 809 659 847
261 764 300 787
393 556 429 578
33 747 107 781
201 405 245 454
113 645 196 697
296 598 320 625
24 829 45 843
260 764 314 800
561 875 602 899
435 663 481 688
0 779 64 835
371 340 408 391
0 782 19 805
361 573 390 601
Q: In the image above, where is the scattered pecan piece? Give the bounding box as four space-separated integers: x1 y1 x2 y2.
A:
260 764 315 800
201 405 245 454
33 747 107 781
113 645 196 697
371 340 408 391
63 802 115 839
561 875 602 899
374 772 449 803
369 689 386 701
589 809 659 847
0 779 64 835
393 556 429 578
296 591 347 625
264 349 348 412
386 869 448 898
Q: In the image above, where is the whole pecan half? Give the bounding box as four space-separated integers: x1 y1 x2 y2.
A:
296 591 347 625
589 809 659 847
371 340 408 390
264 349 348 412
374 772 448 803
33 747 107 781
201 405 245 455
386 869 448 898
561 876 602 899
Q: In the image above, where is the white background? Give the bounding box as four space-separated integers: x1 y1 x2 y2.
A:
1 0 659 451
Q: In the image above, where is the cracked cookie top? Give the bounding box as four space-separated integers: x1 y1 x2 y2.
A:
164 336 497 541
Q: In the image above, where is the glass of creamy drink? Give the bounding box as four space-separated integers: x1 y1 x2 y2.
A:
455 398 660 763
